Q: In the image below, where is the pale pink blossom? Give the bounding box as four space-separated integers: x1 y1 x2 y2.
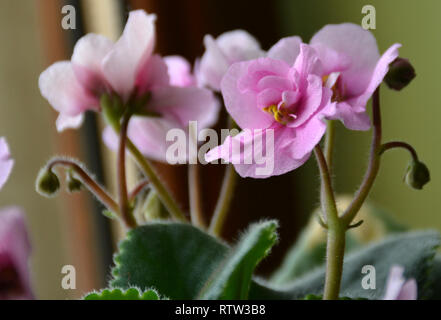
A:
310 23 401 130
0 207 33 300
39 10 218 134
383 265 417 300
206 44 334 178
164 56 196 87
198 30 265 91
0 137 13 191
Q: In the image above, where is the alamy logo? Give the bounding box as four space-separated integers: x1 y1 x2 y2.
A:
166 121 275 176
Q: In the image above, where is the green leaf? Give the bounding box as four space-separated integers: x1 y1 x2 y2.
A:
423 254 441 299
111 222 229 299
270 231 440 300
198 220 278 300
83 288 160 300
111 221 278 300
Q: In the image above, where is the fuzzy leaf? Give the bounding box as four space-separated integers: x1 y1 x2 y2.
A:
267 231 440 300
198 220 278 300
84 288 159 300
111 222 229 299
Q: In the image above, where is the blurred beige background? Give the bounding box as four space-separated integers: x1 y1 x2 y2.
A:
0 0 439 299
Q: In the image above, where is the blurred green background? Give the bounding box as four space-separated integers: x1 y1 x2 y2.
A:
278 0 441 230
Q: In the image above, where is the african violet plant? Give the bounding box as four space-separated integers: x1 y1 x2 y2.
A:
13 8 438 300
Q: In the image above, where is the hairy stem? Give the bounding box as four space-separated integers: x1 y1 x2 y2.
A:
126 139 188 222
341 89 382 226
128 178 149 201
209 164 237 237
188 164 206 228
117 114 137 229
324 120 336 175
379 141 419 161
48 158 119 215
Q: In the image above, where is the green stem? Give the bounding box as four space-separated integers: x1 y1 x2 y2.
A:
324 120 336 175
188 164 206 228
126 139 188 222
209 164 237 236
323 226 346 300
314 145 343 300
341 89 382 226
117 114 137 229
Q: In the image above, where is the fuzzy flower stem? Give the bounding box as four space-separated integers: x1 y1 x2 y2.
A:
117 113 137 229
314 145 344 300
126 139 188 222
379 141 419 161
209 163 237 237
341 88 383 226
324 120 336 175
128 178 150 201
47 158 119 214
188 164 206 229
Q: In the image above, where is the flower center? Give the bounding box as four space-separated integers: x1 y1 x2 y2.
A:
263 103 296 125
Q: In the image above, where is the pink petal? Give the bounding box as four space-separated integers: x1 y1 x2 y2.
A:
221 59 286 130
71 33 113 92
0 138 14 191
55 113 85 132
310 23 381 97
0 207 33 300
349 43 401 108
396 279 417 300
39 62 98 117
267 36 302 66
199 30 264 91
324 101 371 131
383 265 417 300
102 10 156 100
293 44 323 89
164 55 196 87
205 127 311 178
136 54 170 94
148 86 220 131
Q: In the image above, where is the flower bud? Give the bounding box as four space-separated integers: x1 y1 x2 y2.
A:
36 167 60 197
66 170 82 193
385 58 416 91
404 160 430 190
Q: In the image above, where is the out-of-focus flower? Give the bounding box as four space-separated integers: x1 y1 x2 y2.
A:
0 207 33 300
383 265 417 300
206 44 334 178
310 23 401 130
0 138 13 191
39 10 218 135
198 30 265 91
164 56 196 87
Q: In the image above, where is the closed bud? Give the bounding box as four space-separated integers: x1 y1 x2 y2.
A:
66 170 82 193
404 160 430 190
385 58 416 91
36 167 60 197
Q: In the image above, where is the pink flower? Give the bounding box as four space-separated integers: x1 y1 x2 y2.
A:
310 23 401 130
0 207 33 300
383 265 417 300
164 56 196 87
0 137 13 191
39 10 218 134
206 44 334 178
198 30 265 91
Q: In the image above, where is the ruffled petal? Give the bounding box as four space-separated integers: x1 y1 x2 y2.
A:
39 61 98 116
324 101 371 131
267 36 302 66
310 23 381 97
147 86 220 130
199 30 264 91
102 10 156 100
